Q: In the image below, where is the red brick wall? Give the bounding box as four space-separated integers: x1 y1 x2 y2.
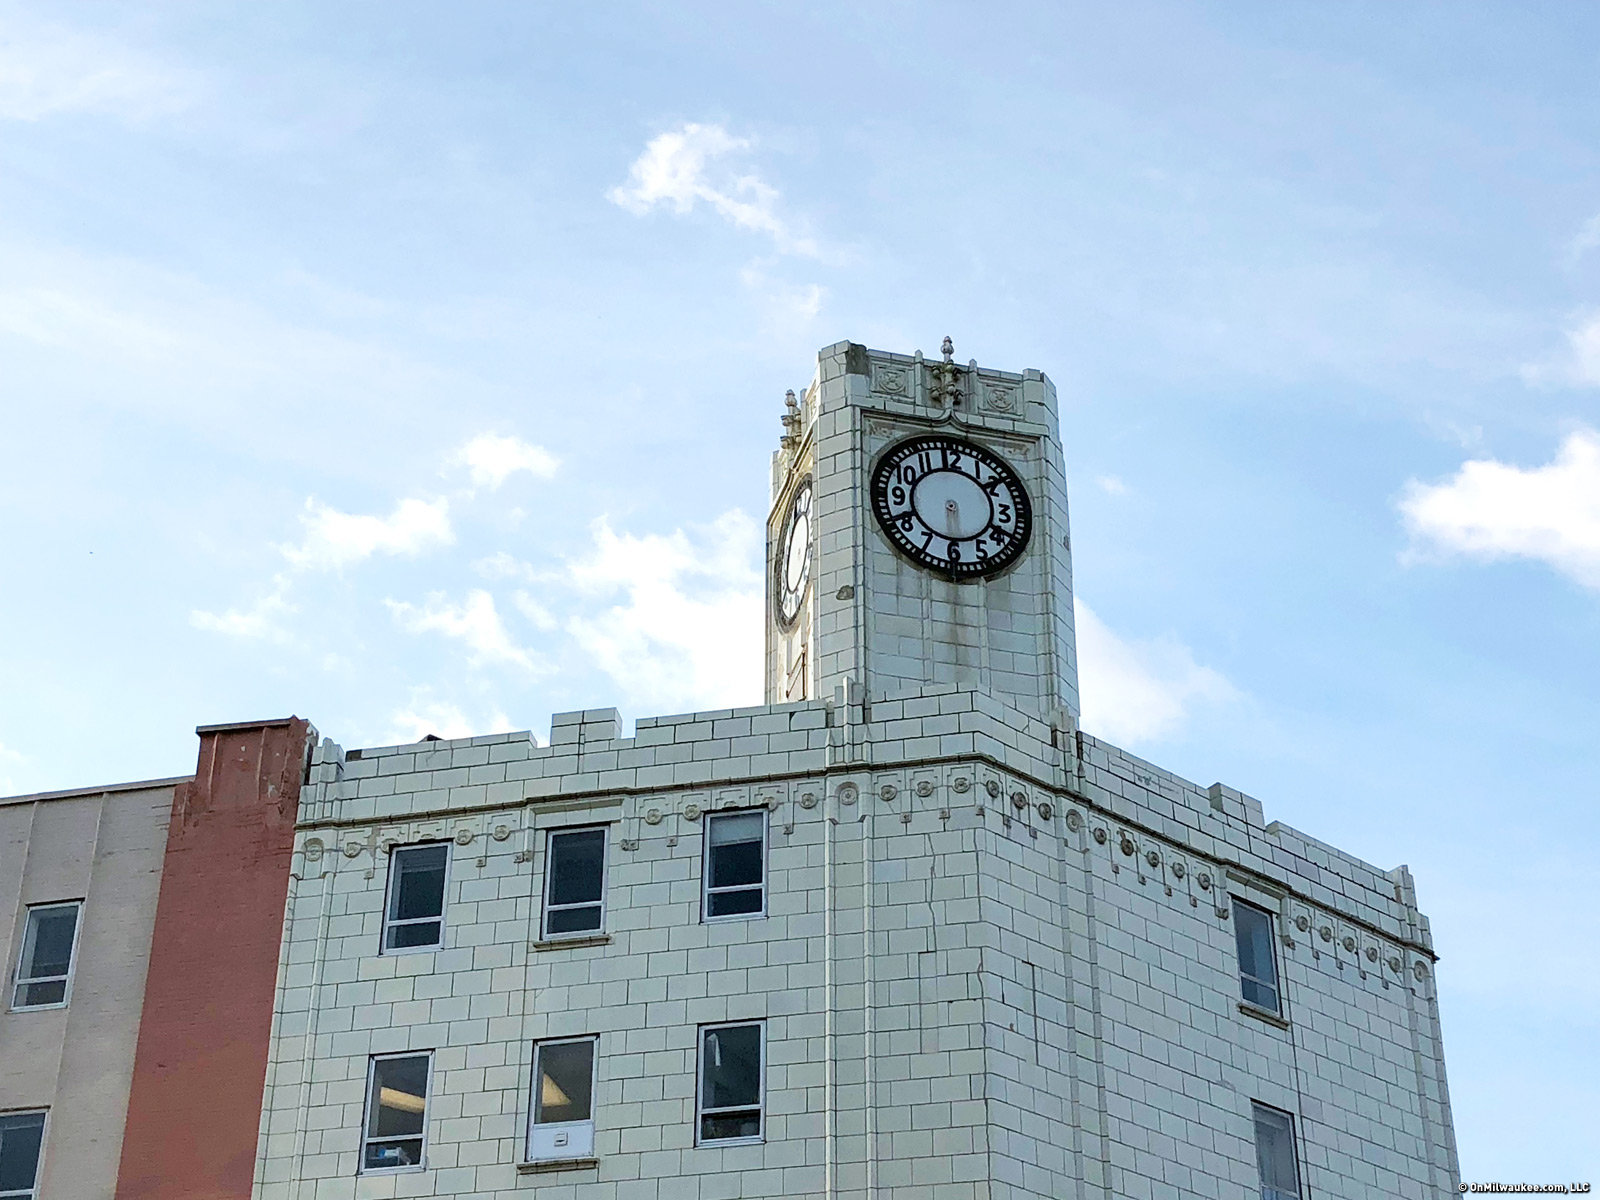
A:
114 718 311 1200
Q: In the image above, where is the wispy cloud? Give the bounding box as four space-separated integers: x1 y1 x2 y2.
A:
449 433 559 490
386 589 541 673
609 122 820 258
1522 308 1600 388
1074 599 1238 745
190 577 296 642
1095 474 1130 496
0 19 199 123
380 689 517 746
282 496 453 571
561 511 763 715
1399 429 1600 590
1568 212 1600 266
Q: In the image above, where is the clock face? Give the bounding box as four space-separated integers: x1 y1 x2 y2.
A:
870 435 1032 579
773 476 814 627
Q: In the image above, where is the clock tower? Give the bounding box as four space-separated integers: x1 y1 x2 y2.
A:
765 338 1079 729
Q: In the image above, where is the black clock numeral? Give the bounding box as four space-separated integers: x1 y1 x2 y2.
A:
899 464 917 485
890 484 906 506
976 539 989 559
997 503 1012 525
921 528 935 551
947 542 961 563
899 515 914 532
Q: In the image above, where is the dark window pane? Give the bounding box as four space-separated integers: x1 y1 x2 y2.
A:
369 1056 429 1138
701 1111 761 1141
0 1111 46 1192
708 888 763 917
386 920 442 950
364 1138 423 1169
1253 1104 1300 1198
26 908 78 978
702 1024 761 1110
546 905 603 935
1243 977 1279 1013
549 830 604 907
391 846 447 921
1234 901 1278 1005
20 979 67 1007
535 1040 595 1124
710 841 763 889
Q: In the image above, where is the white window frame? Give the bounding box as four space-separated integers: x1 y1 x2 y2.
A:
526 1034 599 1163
1232 897 1283 1017
10 901 83 1012
541 826 608 941
695 1020 765 1146
380 843 450 955
359 1051 432 1174
0 1108 49 1200
701 810 767 923
1251 1101 1303 1200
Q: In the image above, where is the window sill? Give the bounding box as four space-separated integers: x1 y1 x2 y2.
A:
1238 1001 1290 1030
8 1001 69 1013
532 934 611 952
696 1136 765 1148
518 1156 599 1174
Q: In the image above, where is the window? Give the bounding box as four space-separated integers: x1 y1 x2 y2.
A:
542 828 606 939
11 902 80 1009
1233 898 1281 1016
526 1037 597 1162
1252 1102 1302 1200
361 1054 431 1172
697 1022 763 1143
0 1111 46 1200
382 844 448 952
703 811 765 920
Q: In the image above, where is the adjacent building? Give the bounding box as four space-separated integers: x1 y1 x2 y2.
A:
1 340 1459 1200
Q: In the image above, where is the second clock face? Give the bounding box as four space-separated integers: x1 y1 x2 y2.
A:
774 476 813 627
870 435 1032 579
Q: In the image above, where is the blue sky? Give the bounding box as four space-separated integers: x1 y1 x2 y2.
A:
2 1 1597 1182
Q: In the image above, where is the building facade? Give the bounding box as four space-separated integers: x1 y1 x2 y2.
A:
1 340 1458 1200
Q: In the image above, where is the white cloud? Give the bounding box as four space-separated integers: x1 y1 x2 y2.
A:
473 551 538 581
1522 309 1600 388
282 496 453 571
1398 429 1600 590
1074 599 1238 745
513 590 557 631
561 511 763 715
190 578 295 642
737 262 827 335
1569 212 1600 264
380 690 517 746
449 433 559 490
386 589 541 673
1095 474 1130 496
0 20 199 122
609 122 820 258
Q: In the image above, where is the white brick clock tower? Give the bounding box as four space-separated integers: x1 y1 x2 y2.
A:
765 338 1080 727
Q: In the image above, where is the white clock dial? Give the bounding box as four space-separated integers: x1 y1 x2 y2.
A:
773 477 813 627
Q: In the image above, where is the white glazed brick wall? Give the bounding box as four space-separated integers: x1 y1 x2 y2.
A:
252 692 1457 1199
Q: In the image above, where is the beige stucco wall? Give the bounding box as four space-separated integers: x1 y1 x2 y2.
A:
0 777 184 1200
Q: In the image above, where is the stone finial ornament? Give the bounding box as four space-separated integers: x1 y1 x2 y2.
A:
941 335 954 363
780 389 801 449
